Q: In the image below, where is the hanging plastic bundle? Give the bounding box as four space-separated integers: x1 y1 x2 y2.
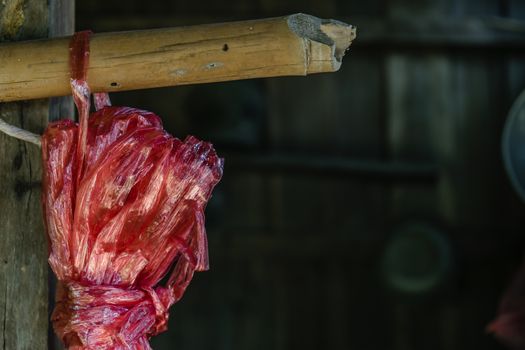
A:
41 31 223 349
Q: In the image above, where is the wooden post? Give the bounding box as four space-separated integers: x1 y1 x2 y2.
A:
0 1 73 349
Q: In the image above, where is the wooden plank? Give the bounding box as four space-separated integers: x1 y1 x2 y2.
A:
0 1 72 349
261 32 391 349
220 173 267 229
323 262 349 348
385 51 511 229
454 0 501 16
384 28 518 349
225 153 437 182
205 228 521 260
48 0 75 123
260 51 386 158
335 53 386 158
0 1 50 348
272 266 289 350
78 0 260 18
386 53 455 221
449 56 508 230
0 101 48 349
386 0 454 18
353 16 525 49
258 0 336 18
337 0 385 16
286 260 323 349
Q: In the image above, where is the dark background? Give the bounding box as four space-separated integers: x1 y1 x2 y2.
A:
75 0 525 349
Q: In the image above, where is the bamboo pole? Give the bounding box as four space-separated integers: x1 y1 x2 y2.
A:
0 13 356 103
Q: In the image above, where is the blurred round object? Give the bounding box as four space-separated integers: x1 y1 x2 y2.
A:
381 223 452 295
502 89 525 203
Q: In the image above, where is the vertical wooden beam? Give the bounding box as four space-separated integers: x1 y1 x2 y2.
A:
48 4 74 350
49 0 75 122
0 1 73 349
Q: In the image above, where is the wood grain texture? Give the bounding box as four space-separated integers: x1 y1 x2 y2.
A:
0 0 70 349
48 0 75 123
0 100 48 349
0 13 356 102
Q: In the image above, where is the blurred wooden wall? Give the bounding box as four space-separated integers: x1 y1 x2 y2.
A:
75 1 525 349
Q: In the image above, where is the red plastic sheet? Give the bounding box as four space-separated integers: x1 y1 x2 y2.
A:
41 31 223 349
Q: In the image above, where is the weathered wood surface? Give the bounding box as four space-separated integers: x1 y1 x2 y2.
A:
0 0 49 346
0 1 72 349
0 14 356 102
0 101 47 350
48 0 75 123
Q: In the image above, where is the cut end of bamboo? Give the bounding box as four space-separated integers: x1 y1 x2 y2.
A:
287 13 356 73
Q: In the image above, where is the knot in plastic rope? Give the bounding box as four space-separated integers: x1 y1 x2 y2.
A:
52 282 172 349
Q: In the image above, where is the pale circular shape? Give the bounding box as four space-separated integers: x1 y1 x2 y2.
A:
381 223 452 294
502 89 525 203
